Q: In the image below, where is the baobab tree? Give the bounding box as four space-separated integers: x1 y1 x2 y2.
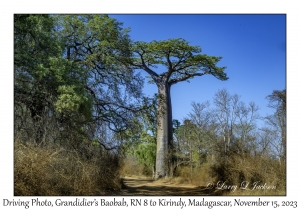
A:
130 38 228 178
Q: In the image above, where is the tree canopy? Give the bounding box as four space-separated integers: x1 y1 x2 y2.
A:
131 38 228 86
14 14 145 147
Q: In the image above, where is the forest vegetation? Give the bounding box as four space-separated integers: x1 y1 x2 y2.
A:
14 14 286 195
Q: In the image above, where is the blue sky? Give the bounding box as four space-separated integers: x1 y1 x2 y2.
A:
110 14 286 123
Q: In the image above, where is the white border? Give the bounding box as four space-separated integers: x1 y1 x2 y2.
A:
1 0 299 209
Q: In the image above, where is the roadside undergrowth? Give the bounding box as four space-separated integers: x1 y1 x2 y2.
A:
14 140 122 196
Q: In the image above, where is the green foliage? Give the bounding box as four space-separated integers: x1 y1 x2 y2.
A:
56 14 132 69
55 85 88 113
55 14 144 132
15 14 144 148
134 131 156 167
131 38 228 84
14 15 60 68
118 95 158 172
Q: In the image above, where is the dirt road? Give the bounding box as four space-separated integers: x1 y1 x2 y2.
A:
115 177 218 196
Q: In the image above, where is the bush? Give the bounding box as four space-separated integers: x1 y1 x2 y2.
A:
171 154 285 195
14 140 122 196
172 162 213 186
210 154 286 195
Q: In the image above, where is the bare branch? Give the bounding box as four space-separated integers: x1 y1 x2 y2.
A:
98 141 119 151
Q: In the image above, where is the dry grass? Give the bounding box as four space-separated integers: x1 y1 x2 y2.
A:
117 151 286 196
119 156 145 177
168 155 286 196
173 163 213 186
14 140 122 196
209 154 286 196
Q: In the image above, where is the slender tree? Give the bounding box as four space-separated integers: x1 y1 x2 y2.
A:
213 89 240 159
130 38 228 178
265 89 286 162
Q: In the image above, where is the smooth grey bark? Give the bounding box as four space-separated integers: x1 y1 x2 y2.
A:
131 57 175 178
134 66 217 179
155 79 173 178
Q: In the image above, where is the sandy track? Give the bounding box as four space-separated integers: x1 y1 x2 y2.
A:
114 177 217 196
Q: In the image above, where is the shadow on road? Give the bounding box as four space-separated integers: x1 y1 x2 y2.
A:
113 177 220 196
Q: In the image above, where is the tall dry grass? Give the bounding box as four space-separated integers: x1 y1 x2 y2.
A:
14 140 122 196
171 154 285 196
208 154 285 195
119 156 145 177
172 163 212 186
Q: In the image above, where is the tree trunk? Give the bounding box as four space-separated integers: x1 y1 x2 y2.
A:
155 81 173 179
152 164 156 179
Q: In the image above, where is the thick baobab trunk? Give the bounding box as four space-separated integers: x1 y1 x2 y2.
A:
155 81 173 179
